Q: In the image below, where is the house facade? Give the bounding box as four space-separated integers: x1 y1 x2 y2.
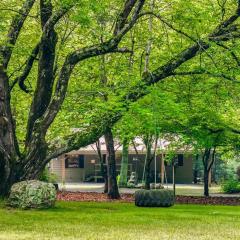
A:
49 138 194 184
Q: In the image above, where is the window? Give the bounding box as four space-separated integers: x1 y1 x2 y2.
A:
177 154 184 166
65 155 85 168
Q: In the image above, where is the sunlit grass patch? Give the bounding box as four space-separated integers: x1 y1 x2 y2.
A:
0 201 239 240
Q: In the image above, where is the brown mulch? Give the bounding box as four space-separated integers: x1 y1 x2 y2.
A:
57 192 134 203
175 195 240 206
57 191 240 205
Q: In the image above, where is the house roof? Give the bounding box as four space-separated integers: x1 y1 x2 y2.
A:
66 137 191 156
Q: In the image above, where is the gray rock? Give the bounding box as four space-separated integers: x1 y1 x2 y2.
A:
8 180 56 209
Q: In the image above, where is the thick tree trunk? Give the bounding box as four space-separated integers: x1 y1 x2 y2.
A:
100 160 108 194
202 148 216 197
145 158 152 190
0 159 47 197
95 140 108 193
202 149 210 197
143 136 154 190
0 67 19 196
104 128 120 199
203 166 209 197
26 0 57 144
103 172 108 194
119 139 129 187
0 158 12 196
0 161 25 196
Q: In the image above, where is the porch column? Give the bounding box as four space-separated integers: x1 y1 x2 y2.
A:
61 156 66 183
161 153 165 185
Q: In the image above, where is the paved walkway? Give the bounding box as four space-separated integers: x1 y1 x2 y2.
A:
58 183 240 197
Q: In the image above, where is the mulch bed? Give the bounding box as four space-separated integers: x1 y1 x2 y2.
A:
57 192 134 203
175 195 240 206
57 191 240 205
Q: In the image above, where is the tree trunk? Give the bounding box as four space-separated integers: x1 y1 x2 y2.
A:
144 139 153 190
145 158 152 190
202 148 216 197
203 166 209 197
26 0 57 144
103 172 108 194
0 159 12 196
104 128 120 199
0 160 49 197
119 138 129 187
0 65 46 196
0 67 19 196
95 140 108 193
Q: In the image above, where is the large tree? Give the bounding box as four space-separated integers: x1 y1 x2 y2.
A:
1 0 240 197
0 0 146 196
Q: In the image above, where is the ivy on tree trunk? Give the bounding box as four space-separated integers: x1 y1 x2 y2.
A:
119 139 129 187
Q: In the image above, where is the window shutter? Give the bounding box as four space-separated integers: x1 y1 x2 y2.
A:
65 158 69 168
78 155 85 168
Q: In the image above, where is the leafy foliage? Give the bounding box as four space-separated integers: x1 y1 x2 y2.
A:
221 179 240 194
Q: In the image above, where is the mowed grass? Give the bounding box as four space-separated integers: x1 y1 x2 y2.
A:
0 201 240 240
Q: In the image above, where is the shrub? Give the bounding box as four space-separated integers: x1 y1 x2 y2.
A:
39 168 57 184
127 182 135 188
221 179 240 194
237 166 240 181
8 180 57 209
135 189 175 207
117 175 120 186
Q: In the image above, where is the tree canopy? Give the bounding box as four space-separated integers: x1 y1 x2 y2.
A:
1 0 240 196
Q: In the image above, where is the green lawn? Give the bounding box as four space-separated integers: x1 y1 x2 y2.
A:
0 201 240 240
174 185 221 196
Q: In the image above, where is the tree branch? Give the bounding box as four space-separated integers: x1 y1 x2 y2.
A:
140 11 197 42
39 1 146 133
114 0 138 35
45 1 240 161
215 42 240 66
26 0 58 144
172 70 240 83
42 3 74 37
10 42 40 92
1 0 36 68
0 8 38 19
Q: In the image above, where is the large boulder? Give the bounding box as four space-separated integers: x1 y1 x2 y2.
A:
8 180 57 209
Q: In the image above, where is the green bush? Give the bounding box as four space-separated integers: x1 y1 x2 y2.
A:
221 179 240 194
127 182 135 188
39 168 57 184
237 166 240 181
117 175 120 186
135 189 175 207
